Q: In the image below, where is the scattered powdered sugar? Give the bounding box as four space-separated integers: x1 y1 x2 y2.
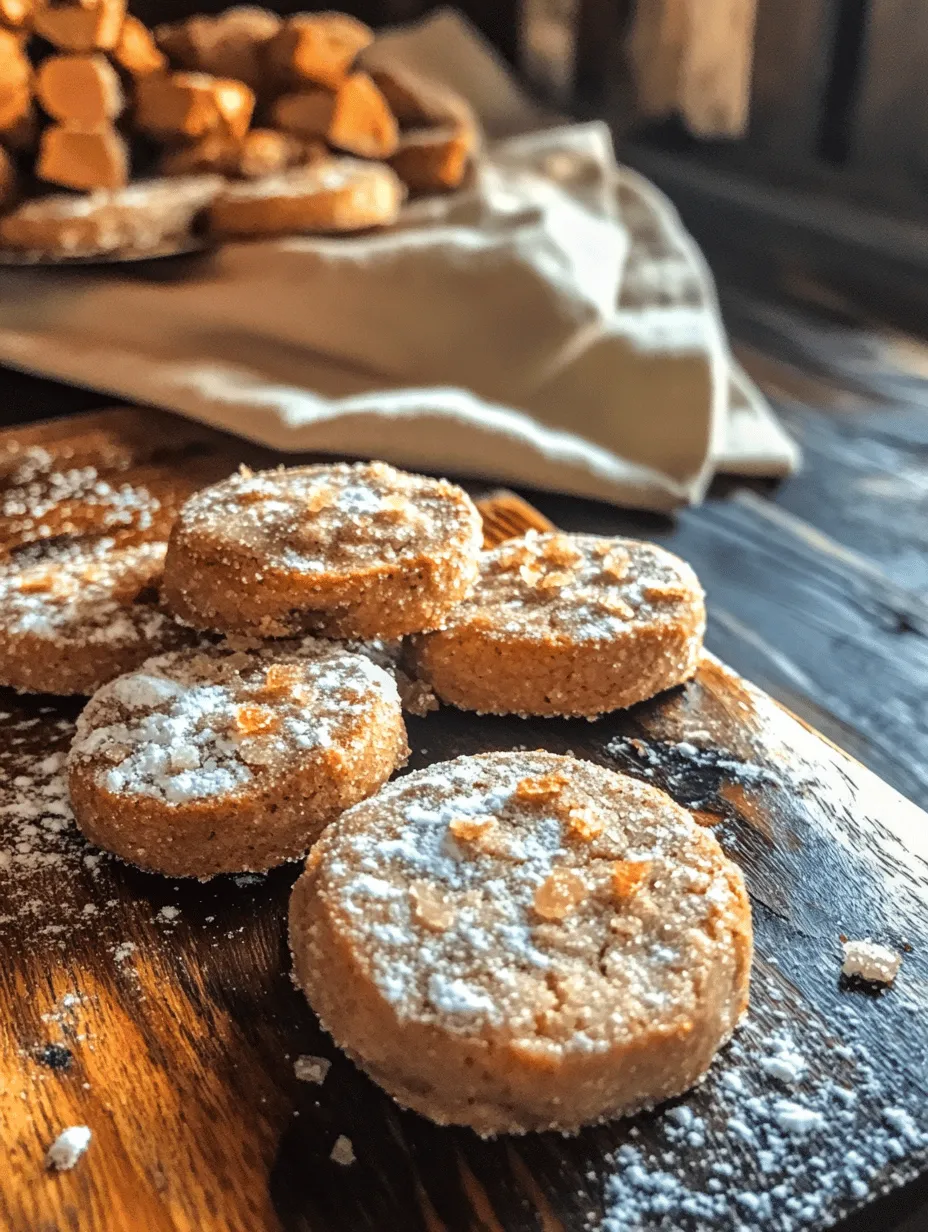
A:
69 643 399 805
441 531 702 644
605 735 781 810
597 1006 928 1231
330 1134 355 1166
0 727 105 935
46 1125 91 1171
841 939 902 985
293 1055 331 1085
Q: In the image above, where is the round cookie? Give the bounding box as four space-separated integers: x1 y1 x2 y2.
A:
68 642 409 878
0 175 222 257
208 159 404 237
408 531 705 717
0 538 194 695
289 750 752 1136
162 461 483 639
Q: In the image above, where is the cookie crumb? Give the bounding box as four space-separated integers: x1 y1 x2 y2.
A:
46 1126 91 1171
293 1055 331 1085
330 1134 355 1166
841 939 902 985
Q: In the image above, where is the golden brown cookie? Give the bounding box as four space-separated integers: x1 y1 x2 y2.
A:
265 12 373 91
155 7 279 91
32 0 126 53
135 71 255 142
162 461 483 639
159 127 318 180
68 641 409 877
37 123 129 191
111 15 166 78
0 537 194 694
408 532 706 717
389 126 471 194
272 71 399 159
366 63 479 143
35 53 124 127
207 158 404 237
289 750 752 1136
0 174 222 255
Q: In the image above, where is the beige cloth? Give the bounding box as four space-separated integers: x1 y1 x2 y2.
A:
0 9 797 510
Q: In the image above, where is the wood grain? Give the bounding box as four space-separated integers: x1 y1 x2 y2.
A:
1 410 927 1230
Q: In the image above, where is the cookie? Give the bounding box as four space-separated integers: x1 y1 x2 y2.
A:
0 444 221 555
0 537 193 695
289 750 752 1136
38 123 129 191
408 531 705 717
0 174 222 255
35 53 125 127
367 64 479 144
265 12 373 91
272 71 399 159
111 15 166 78
160 127 319 181
207 158 404 237
68 642 409 878
389 126 472 194
32 0 126 53
162 461 483 639
135 71 255 142
155 7 280 91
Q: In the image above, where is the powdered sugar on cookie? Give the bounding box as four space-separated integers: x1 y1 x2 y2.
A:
310 751 745 1042
70 643 400 805
455 532 703 644
177 461 474 574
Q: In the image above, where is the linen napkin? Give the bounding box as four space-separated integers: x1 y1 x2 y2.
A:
0 8 798 510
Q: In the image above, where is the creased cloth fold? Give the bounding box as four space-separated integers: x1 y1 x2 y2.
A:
0 7 798 509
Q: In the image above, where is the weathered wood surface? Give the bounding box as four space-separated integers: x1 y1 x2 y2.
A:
1 410 927 1231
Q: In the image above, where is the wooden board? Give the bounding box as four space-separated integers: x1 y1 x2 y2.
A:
1 409 927 1232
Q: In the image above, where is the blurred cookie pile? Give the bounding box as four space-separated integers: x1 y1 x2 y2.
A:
0 5 479 257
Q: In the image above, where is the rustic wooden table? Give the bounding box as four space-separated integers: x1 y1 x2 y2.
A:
1 262 926 1231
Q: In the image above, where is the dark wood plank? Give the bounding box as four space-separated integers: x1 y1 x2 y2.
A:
1 412 928 1231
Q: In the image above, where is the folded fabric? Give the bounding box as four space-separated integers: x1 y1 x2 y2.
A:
0 7 798 509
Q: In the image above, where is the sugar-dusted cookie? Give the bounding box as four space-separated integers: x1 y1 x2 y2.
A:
68 641 408 878
0 538 194 695
408 531 705 717
0 174 222 256
207 158 405 237
289 750 752 1136
162 462 483 639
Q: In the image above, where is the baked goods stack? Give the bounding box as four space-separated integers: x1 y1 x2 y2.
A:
0 5 479 255
0 442 752 1136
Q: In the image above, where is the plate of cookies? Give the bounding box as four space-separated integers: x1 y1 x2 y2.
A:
0 5 478 262
1 408 927 1231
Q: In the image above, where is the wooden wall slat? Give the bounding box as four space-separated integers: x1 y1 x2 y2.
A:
851 0 928 186
749 0 844 160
